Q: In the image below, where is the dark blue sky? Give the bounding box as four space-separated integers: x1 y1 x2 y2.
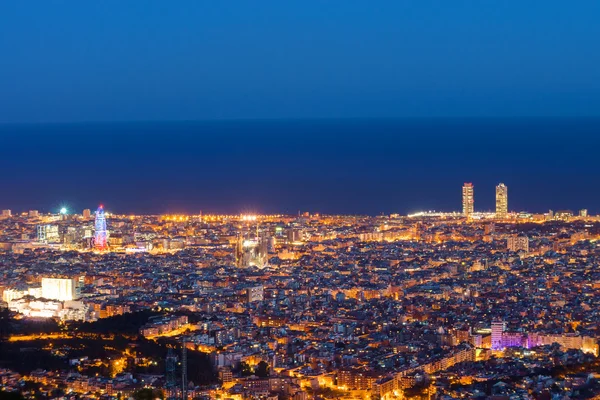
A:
1 1 599 122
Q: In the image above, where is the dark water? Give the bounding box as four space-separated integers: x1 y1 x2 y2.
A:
0 118 599 215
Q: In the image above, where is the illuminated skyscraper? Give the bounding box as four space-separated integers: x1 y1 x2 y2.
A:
491 319 506 351
462 183 474 219
94 205 108 250
83 209 91 219
495 183 508 219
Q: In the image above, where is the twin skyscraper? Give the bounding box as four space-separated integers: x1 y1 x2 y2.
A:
462 183 508 219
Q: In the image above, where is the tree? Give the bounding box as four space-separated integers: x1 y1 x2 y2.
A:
133 388 163 400
0 392 25 400
0 307 11 347
239 362 253 377
255 361 270 378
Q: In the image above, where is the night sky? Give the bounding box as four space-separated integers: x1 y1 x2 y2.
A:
1 2 599 214
1 1 599 122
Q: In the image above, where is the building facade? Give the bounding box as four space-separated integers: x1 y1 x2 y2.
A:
507 235 529 253
495 183 508 219
462 183 474 219
41 277 78 301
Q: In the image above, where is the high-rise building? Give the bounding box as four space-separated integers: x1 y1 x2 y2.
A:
1 210 11 218
579 209 588 218
94 205 108 251
491 319 505 351
83 209 91 219
41 277 78 301
28 210 39 218
462 183 474 219
495 183 508 219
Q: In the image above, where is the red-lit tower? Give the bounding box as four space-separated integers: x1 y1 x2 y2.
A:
94 205 108 250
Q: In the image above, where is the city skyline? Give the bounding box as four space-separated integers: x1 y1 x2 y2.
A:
0 179 591 217
2 2 600 400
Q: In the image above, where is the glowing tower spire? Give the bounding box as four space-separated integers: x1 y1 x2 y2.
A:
94 205 108 250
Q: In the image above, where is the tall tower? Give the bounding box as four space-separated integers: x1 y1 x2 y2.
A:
462 183 474 219
495 183 508 219
94 205 108 250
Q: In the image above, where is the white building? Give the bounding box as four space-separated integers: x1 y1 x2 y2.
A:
9 298 62 318
41 277 78 301
59 301 90 321
9 298 90 321
2 287 41 302
2 288 28 303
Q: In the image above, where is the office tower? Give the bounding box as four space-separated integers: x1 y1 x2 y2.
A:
462 183 474 219
1 210 11 218
83 209 91 219
28 210 39 218
495 183 508 219
94 205 108 250
579 209 588 218
41 277 78 301
491 319 505 351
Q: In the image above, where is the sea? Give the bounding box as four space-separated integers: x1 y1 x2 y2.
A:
0 117 599 215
